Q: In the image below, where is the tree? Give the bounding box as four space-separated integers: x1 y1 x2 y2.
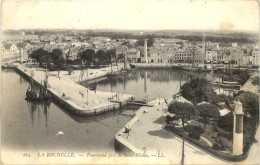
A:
197 103 220 130
218 112 257 147
79 49 95 65
230 70 250 85
30 48 51 67
180 78 216 105
211 94 234 109
95 50 109 64
217 112 233 131
236 91 259 125
50 48 65 67
106 49 116 62
168 101 198 165
251 76 259 86
168 102 198 120
136 35 154 47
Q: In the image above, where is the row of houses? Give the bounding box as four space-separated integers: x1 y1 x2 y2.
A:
2 34 259 67
119 39 259 66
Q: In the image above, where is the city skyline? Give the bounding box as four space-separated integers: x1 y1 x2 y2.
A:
2 0 259 32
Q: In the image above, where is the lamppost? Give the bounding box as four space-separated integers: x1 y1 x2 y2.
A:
144 95 148 104
87 90 89 105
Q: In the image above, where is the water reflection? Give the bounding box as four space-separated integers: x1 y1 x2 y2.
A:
1 69 139 152
1 69 227 152
91 69 216 101
26 101 51 127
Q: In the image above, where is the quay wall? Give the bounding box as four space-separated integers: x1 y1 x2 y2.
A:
114 105 151 153
131 63 258 71
15 67 133 117
133 63 191 69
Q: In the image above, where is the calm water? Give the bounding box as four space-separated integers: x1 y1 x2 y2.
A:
1 69 137 152
91 69 215 101
1 68 222 153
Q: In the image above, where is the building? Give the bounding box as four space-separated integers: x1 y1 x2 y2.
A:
149 47 175 63
252 49 259 66
17 42 31 60
125 48 140 63
229 48 245 66
205 50 218 63
207 42 219 50
173 48 193 63
2 43 19 56
193 48 204 64
115 46 127 63
232 43 238 48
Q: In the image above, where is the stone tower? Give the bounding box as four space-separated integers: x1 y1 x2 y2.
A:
233 101 244 155
144 39 148 63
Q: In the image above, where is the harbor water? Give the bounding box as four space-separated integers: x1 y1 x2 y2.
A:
1 69 138 153
1 68 224 153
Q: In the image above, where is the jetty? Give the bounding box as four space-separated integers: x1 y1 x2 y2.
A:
14 63 134 116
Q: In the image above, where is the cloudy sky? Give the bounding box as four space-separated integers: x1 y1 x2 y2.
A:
2 0 259 32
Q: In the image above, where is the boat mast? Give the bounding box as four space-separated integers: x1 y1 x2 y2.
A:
111 53 113 74
44 63 48 93
31 69 34 91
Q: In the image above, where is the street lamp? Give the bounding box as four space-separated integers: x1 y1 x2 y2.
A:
87 90 88 105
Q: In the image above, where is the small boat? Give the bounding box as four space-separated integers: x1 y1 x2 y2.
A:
2 63 17 69
210 81 241 89
26 89 42 101
25 70 41 101
222 81 240 85
130 64 135 69
25 68 51 102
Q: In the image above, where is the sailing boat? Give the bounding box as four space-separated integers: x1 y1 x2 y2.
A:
25 67 51 101
26 70 42 101
40 67 52 101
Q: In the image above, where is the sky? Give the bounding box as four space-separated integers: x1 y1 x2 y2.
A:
1 0 259 32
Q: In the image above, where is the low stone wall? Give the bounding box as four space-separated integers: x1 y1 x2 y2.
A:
114 137 135 153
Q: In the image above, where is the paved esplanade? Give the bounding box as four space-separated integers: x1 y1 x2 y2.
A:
119 98 259 165
18 63 132 111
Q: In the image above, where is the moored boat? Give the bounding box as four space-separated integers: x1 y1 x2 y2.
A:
25 68 52 102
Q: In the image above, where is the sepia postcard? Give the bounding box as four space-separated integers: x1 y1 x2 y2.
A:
1 0 259 164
